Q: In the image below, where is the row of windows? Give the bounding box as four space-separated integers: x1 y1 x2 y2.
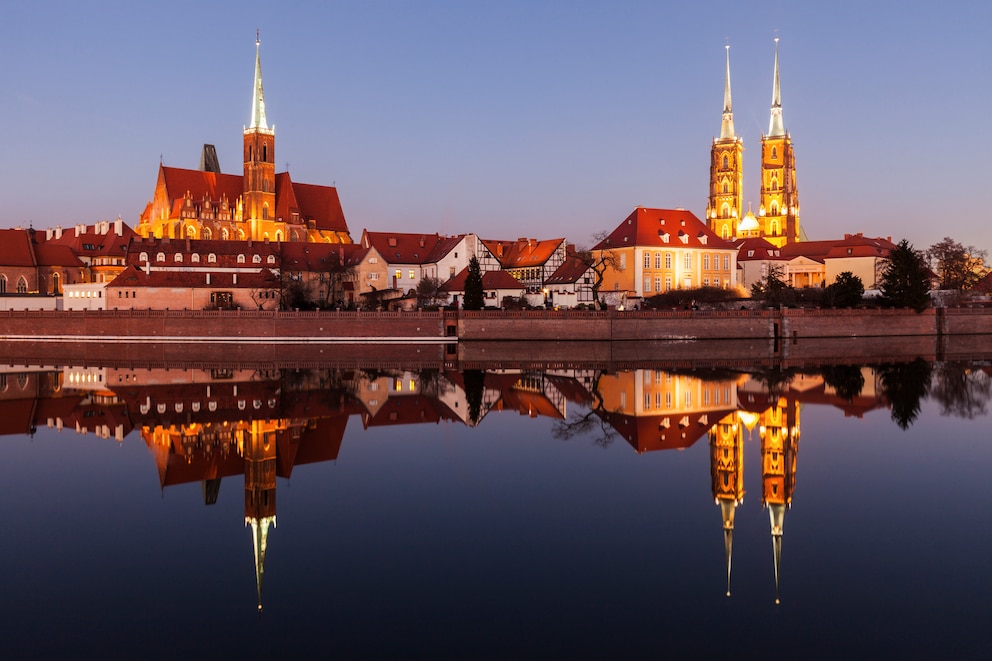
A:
139 252 276 265
642 276 731 293
0 274 29 294
641 252 731 271
641 386 733 410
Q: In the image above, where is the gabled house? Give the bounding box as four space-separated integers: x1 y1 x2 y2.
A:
439 268 526 307
480 237 567 293
360 230 483 295
592 207 737 303
543 255 596 308
280 242 387 308
734 237 786 290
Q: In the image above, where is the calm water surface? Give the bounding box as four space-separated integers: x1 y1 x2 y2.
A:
0 359 988 659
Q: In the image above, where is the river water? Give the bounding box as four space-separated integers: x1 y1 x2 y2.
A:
0 355 988 659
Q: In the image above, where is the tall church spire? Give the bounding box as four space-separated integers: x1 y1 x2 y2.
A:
720 45 736 140
250 31 268 131
768 37 785 138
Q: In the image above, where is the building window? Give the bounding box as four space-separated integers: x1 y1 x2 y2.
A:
369 272 379 280
722 182 728 194
703 254 710 270
409 270 416 279
684 253 692 270
643 252 650 269
723 255 730 270
0 275 6 294
722 155 728 168
654 277 661 292
156 253 165 262
17 277 28 293
174 253 183 263
208 253 217 263
191 253 200 263
665 276 672 291
238 254 246 264
369 257 378 264
253 254 262 264
395 269 402 280
643 277 651 293
654 253 662 269
665 253 672 269
139 252 148 262
619 254 626 270
267 255 276 264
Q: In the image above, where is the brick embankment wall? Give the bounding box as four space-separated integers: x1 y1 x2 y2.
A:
0 309 446 342
781 308 936 339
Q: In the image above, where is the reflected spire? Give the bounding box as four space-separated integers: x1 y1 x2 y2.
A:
769 503 785 604
721 499 737 596
248 514 276 612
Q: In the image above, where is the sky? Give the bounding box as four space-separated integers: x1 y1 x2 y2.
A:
3 0 990 253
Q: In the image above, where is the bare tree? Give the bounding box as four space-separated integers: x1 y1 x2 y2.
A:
576 231 621 310
926 237 988 291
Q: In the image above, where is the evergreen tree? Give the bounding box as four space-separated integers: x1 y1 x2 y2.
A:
879 240 930 312
463 257 485 310
825 271 864 308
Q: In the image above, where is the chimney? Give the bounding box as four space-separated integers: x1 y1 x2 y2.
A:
55 225 62 239
114 217 123 236
75 224 85 237
46 228 53 241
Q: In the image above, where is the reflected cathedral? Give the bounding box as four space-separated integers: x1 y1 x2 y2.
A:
0 357 974 608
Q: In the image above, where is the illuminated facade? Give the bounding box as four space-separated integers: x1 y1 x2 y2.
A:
707 40 801 249
135 38 352 245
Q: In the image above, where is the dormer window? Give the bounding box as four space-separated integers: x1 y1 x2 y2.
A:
747 250 755 257
659 232 670 243
191 253 200 263
253 254 262 264
156 252 165 262
208 253 217 263
139 252 148 262
267 255 276 264
679 231 688 245
699 234 708 245
237 254 246 264
174 253 183 263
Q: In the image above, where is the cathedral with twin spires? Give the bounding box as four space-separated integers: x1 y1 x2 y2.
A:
707 39 801 248
135 37 352 245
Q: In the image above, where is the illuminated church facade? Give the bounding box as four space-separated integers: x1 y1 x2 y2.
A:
706 39 801 249
135 38 352 245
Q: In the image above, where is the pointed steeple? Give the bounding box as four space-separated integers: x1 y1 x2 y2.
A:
250 31 269 131
720 45 736 140
769 502 785 604
248 514 276 612
720 499 737 596
768 38 785 137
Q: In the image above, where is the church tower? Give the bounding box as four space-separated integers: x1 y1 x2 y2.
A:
243 34 276 241
759 393 800 603
243 420 278 612
707 46 744 241
758 38 801 248
709 412 746 596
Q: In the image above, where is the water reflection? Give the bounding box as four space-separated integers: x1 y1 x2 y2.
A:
1 357 989 615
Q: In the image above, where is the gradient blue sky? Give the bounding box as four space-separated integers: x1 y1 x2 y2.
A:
3 1 990 252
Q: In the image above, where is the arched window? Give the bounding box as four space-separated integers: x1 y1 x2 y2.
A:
17 277 28 293
771 220 780 235
771 201 779 215
664 252 672 269
772 147 778 159
52 272 61 294
252 254 262 264
722 155 728 168
0 274 7 293
237 254 246 264
248 145 253 160
202 227 212 240
185 225 196 239
174 253 183 263
237 228 246 240
191 253 200 263
721 203 730 219
263 144 267 161
208 253 217 263
221 228 230 240
262 204 269 220
771 178 778 191
267 255 276 264
274 230 283 242
721 225 730 240
139 252 148 262
722 182 728 194
156 252 165 262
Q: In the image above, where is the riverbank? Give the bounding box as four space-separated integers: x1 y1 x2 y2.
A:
2 307 991 343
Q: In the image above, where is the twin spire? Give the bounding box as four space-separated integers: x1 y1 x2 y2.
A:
720 39 787 139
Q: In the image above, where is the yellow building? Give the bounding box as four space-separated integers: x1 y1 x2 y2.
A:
135 38 352 245
706 46 744 241
591 207 737 303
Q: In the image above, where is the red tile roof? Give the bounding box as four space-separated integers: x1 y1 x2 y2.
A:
0 230 36 267
108 264 280 290
440 268 524 292
733 237 784 262
42 222 137 259
362 231 446 265
481 238 565 268
545 256 593 285
281 242 370 271
592 208 732 251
